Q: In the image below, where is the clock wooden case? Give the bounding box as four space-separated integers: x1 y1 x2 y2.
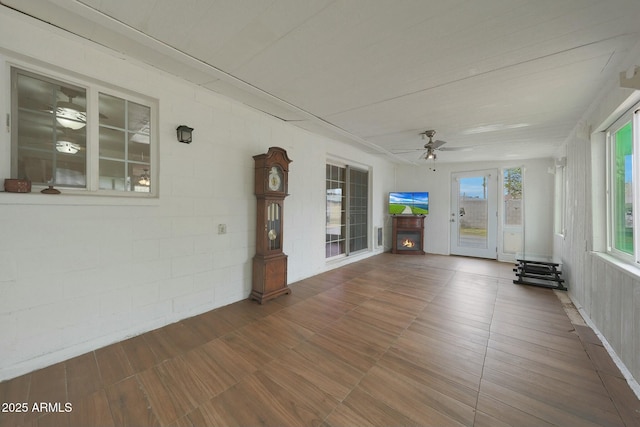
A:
251 146 292 304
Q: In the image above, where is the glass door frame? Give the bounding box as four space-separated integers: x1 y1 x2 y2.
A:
325 162 370 259
450 169 498 259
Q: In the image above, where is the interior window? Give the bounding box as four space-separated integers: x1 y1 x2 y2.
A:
98 93 151 192
13 70 87 187
11 66 156 196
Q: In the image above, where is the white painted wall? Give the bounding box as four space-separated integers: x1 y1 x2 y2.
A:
395 158 554 260
0 9 395 380
558 38 640 392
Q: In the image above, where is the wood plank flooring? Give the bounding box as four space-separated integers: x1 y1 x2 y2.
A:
1 253 639 426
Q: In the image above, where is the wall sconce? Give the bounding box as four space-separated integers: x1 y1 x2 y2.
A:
176 125 194 144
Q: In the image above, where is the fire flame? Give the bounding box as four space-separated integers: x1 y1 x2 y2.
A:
402 239 415 248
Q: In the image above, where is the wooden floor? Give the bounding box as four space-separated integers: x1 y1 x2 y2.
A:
2 253 639 426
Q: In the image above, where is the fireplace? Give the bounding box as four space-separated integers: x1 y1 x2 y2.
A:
397 231 421 251
391 216 425 255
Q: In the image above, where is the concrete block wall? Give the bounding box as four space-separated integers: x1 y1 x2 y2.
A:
0 9 395 380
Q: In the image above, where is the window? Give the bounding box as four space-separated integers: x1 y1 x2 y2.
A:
612 122 633 255
13 70 88 188
503 167 522 226
554 160 566 235
11 67 156 195
98 93 152 192
325 163 369 258
607 105 639 261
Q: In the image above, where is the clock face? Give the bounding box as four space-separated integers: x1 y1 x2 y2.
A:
268 166 283 191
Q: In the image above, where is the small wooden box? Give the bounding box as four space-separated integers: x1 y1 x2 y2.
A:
4 179 31 193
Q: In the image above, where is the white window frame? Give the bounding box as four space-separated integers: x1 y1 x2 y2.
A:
3 57 158 199
605 104 640 264
554 161 566 236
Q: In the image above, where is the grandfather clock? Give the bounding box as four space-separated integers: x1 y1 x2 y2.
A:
251 147 292 304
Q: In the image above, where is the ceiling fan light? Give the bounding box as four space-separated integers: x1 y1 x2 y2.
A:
138 169 151 186
55 102 86 130
56 140 80 154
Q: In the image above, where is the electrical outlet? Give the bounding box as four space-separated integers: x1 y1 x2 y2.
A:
218 224 227 234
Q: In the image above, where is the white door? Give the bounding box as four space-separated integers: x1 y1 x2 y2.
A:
450 170 498 259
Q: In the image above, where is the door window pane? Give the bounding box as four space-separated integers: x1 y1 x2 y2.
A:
504 168 523 226
458 176 488 249
349 168 368 253
326 165 346 258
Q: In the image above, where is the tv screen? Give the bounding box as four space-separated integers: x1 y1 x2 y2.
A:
389 192 429 215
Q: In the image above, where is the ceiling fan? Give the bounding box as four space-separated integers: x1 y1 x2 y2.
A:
393 130 472 161
420 130 445 160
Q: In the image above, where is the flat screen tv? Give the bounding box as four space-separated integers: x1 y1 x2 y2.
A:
389 192 429 215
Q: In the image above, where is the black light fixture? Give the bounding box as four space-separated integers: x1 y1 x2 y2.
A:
176 125 194 144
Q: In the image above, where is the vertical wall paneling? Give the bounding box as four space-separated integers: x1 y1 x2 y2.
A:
559 39 640 391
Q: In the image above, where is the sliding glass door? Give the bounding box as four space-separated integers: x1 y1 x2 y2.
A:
326 164 369 258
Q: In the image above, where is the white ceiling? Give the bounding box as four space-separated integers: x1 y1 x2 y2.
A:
4 0 640 164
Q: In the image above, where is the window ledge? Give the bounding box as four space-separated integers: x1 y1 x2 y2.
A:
592 251 640 279
0 190 159 206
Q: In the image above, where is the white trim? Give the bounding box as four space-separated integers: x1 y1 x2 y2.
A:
0 191 160 206
592 251 640 280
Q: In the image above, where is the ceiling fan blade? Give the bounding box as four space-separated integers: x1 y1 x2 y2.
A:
390 148 425 153
439 146 474 152
430 139 447 149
